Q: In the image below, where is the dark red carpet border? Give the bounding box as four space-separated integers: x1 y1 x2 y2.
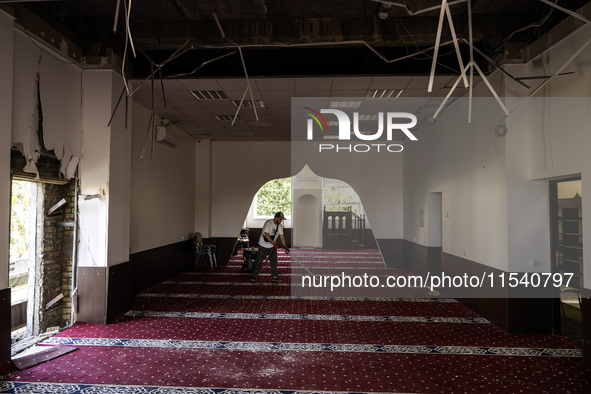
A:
5 345 590 393
129 296 480 317
52 318 578 350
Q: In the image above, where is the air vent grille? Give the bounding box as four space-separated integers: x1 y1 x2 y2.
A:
366 89 403 99
215 115 243 122
233 100 265 108
191 90 228 100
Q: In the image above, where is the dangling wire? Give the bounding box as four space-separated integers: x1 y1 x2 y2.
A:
121 0 137 94
213 13 259 122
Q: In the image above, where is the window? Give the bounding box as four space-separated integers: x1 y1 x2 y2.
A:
10 180 35 306
255 177 292 218
323 179 363 215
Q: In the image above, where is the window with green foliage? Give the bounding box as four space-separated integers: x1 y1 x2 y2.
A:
10 180 32 262
324 185 362 215
256 177 292 217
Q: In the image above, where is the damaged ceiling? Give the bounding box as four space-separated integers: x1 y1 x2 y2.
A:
3 0 591 141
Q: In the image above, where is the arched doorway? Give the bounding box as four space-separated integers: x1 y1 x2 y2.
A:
294 194 321 248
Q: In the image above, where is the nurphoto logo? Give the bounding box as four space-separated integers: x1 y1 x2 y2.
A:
302 107 418 153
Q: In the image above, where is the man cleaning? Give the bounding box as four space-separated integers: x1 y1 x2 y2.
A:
250 212 289 283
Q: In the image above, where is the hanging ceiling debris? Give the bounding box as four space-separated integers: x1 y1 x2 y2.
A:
3 0 591 142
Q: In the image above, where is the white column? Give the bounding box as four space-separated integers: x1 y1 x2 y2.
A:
78 69 131 268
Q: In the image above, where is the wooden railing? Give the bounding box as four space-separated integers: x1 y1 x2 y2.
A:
323 206 365 247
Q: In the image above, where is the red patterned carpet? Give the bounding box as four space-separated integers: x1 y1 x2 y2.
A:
1 248 590 393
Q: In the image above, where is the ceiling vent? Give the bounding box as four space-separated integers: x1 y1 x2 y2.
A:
329 100 361 109
366 89 403 99
190 90 228 100
233 100 265 108
357 114 378 121
215 115 243 122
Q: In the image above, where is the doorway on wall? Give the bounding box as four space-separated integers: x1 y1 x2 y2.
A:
9 149 78 353
243 167 378 251
550 177 583 344
9 179 40 343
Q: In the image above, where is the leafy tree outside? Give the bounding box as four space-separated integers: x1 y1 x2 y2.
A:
323 186 361 215
10 180 32 262
256 177 292 217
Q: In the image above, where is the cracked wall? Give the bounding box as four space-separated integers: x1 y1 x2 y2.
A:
11 29 82 181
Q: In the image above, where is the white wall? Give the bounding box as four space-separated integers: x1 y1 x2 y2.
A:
292 166 323 247
206 141 403 241
77 70 132 267
504 100 551 273
292 142 404 240
78 70 114 267
209 142 291 237
403 21 591 288
507 23 591 287
0 10 15 288
130 102 196 253
107 78 131 266
195 139 212 237
403 98 509 271
294 193 322 247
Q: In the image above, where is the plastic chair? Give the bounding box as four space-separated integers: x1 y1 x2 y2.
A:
560 287 582 314
194 232 217 269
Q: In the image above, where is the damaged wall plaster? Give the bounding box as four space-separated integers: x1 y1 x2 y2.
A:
38 49 82 179
11 30 82 180
11 30 41 175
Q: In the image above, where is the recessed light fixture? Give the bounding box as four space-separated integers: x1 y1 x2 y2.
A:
366 89 403 99
191 90 228 100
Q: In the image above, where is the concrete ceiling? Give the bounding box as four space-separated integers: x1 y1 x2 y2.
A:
5 0 590 141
